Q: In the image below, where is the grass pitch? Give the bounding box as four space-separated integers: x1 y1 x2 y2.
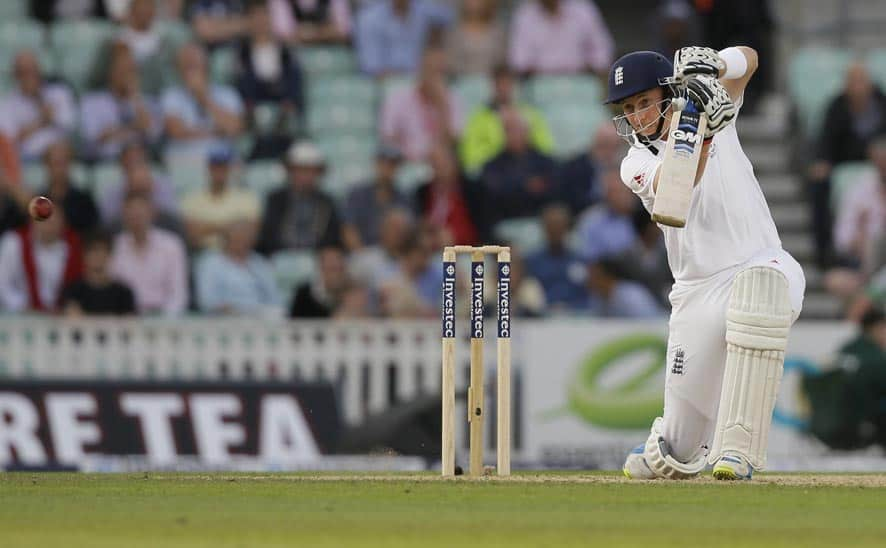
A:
2 472 886 547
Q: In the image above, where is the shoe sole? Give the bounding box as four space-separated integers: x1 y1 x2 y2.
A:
713 465 752 481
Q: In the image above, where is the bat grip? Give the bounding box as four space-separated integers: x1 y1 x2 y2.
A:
683 100 700 115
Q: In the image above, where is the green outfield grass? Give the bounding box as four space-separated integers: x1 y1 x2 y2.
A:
2 472 885 547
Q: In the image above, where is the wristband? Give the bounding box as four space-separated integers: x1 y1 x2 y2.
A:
718 47 748 80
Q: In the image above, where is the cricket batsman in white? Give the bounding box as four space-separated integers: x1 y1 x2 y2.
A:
606 47 806 480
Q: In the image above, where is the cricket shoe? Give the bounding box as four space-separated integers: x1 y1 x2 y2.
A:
623 445 657 479
712 452 753 480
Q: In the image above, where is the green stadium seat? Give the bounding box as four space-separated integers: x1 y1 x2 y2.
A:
395 162 431 195
271 250 317 301
315 134 375 201
494 217 544 254
528 75 602 106
22 162 91 192
156 20 192 49
308 74 377 106
307 101 376 134
49 19 115 93
166 155 209 197
866 48 886 92
91 162 124 198
242 160 285 200
454 75 492 114
788 47 852 139
297 46 356 75
209 46 238 85
542 104 608 158
830 161 876 210
0 1 28 20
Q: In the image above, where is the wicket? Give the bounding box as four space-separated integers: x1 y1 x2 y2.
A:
441 245 511 477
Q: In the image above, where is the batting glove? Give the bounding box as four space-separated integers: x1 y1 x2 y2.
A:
684 76 736 139
674 46 724 81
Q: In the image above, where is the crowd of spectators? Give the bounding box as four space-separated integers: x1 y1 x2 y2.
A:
808 62 886 322
0 0 677 321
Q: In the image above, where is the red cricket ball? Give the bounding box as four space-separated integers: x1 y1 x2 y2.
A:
28 195 54 222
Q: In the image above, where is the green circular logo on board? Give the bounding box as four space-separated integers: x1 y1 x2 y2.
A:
558 334 666 429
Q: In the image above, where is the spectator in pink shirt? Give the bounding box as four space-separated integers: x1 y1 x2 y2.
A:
111 192 188 315
379 46 464 161
508 0 614 77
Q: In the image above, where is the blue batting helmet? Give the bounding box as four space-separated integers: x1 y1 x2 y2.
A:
604 51 674 104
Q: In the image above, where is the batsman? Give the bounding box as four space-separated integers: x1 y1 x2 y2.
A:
606 46 806 480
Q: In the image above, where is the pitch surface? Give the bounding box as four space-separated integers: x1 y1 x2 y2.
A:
2 472 885 547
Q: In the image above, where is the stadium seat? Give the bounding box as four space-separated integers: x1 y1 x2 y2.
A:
49 19 115 93
209 46 238 85
830 161 876 210
528 75 602 106
308 74 377 106
395 162 432 195
166 154 209 197
788 47 852 138
91 162 124 198
0 20 47 91
307 102 376 134
493 217 545 254
242 160 285 200
542 104 608 158
271 250 317 302
315 133 375 201
0 1 28 20
454 75 492 114
156 20 193 50
297 46 356 75
22 162 91 191
866 48 886 91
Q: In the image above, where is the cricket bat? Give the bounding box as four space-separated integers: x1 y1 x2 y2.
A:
651 100 708 228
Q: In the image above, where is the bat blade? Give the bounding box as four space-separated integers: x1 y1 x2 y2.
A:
651 103 707 228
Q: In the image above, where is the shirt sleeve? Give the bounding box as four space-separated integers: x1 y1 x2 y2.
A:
833 178 870 255
620 147 661 213
195 254 221 312
355 7 384 75
47 85 77 133
423 0 454 27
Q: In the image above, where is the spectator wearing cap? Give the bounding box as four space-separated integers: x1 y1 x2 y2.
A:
379 46 464 161
355 0 454 77
110 192 188 315
196 218 282 315
0 50 76 162
555 123 623 215
181 145 260 250
0 210 83 313
61 231 136 316
80 44 161 162
161 42 244 162
584 258 665 318
574 169 639 263
341 145 411 251
99 141 178 229
460 64 553 175
256 141 342 254
508 0 614 77
479 108 557 223
526 204 587 311
238 1 305 120
38 141 100 236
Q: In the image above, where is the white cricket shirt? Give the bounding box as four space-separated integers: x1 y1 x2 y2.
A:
619 107 781 282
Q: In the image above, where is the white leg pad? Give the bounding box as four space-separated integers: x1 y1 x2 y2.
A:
643 418 707 479
709 267 792 470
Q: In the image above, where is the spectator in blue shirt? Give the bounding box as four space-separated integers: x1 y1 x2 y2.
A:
585 258 665 318
526 204 587 311
196 218 282 315
161 42 245 162
575 168 639 262
355 0 454 77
